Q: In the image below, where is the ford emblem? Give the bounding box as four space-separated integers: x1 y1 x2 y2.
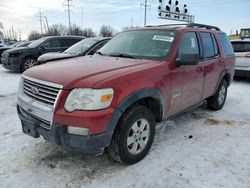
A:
30 86 39 95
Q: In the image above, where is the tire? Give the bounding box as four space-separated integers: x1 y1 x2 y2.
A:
21 57 38 72
108 105 155 165
207 79 228 111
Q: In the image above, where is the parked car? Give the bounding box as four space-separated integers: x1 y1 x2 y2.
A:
17 23 235 165
1 36 84 72
231 38 250 78
0 41 32 64
38 37 110 64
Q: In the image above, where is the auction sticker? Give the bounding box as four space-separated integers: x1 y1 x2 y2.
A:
152 35 174 42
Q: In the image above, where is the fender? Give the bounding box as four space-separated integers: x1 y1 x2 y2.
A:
104 88 165 145
212 68 231 96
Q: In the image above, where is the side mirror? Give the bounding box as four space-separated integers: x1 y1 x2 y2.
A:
175 53 199 66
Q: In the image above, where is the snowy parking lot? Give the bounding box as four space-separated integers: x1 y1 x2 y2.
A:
0 65 250 188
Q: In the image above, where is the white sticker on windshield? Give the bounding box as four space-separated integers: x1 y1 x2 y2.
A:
152 35 174 42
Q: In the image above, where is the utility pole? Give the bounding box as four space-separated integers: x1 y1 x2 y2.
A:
37 9 43 35
64 0 73 35
140 0 151 27
11 26 15 40
81 7 84 31
45 16 50 34
18 29 21 41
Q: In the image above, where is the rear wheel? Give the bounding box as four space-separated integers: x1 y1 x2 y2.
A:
207 79 228 110
21 57 38 72
108 105 155 165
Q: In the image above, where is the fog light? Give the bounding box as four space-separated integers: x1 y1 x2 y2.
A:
67 126 89 136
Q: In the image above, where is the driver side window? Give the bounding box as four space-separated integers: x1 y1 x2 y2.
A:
43 39 61 49
177 32 199 58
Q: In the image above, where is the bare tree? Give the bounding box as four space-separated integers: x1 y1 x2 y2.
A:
99 25 114 37
122 26 140 31
82 28 96 37
28 31 41 40
70 24 83 36
48 24 68 36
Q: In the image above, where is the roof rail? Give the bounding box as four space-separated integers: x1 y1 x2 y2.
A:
146 24 188 27
187 23 221 31
146 23 221 31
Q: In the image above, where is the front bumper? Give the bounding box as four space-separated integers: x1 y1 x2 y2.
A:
2 57 21 72
17 105 110 155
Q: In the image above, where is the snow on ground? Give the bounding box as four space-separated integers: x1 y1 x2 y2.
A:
0 65 250 188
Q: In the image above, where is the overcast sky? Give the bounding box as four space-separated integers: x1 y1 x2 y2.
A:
0 0 250 40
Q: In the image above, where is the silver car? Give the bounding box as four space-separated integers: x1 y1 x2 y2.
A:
231 38 250 78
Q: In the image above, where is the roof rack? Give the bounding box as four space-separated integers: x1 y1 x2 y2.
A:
146 23 221 31
187 23 221 31
146 24 188 27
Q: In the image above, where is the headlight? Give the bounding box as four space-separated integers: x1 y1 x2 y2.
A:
17 77 24 96
64 88 114 112
9 51 22 58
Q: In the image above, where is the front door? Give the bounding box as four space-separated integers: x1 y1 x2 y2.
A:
172 32 204 112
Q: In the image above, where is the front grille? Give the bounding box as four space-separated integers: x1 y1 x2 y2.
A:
23 78 62 106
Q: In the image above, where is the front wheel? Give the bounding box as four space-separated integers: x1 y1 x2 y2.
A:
108 105 155 165
207 79 228 110
21 57 38 72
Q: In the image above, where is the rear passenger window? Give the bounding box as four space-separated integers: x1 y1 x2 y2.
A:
200 32 216 59
218 33 234 56
61 38 81 48
211 34 219 56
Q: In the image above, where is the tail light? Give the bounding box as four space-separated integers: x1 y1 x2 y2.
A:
245 53 250 58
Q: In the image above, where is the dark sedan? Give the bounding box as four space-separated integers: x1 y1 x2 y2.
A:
1 36 84 72
38 37 110 64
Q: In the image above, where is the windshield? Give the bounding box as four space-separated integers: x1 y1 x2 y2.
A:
99 30 177 60
65 38 99 54
27 38 47 48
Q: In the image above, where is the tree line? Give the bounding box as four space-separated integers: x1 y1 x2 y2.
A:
28 24 116 41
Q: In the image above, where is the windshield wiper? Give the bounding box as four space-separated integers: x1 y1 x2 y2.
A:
108 53 136 59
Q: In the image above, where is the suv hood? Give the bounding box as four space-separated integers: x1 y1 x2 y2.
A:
23 55 160 89
3 47 31 54
38 52 77 63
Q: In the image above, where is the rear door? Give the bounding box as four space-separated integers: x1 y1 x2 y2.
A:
199 32 224 99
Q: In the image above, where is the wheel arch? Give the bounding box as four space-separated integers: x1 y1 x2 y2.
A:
212 68 232 96
105 88 165 145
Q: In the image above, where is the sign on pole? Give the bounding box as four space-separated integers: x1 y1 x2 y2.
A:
158 0 195 23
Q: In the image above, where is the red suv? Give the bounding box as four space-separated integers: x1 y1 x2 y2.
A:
17 23 235 165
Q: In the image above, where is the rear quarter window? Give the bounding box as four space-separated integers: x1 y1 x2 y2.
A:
218 33 234 56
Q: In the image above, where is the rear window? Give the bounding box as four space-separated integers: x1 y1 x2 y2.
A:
231 41 250 52
218 33 234 56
